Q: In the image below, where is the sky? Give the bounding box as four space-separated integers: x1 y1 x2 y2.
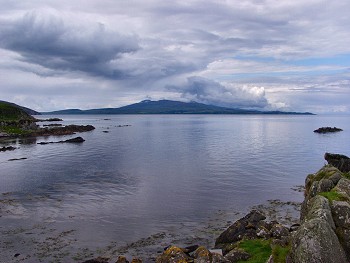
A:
0 0 349 113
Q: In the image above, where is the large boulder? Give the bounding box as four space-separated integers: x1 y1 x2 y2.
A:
215 210 266 247
193 246 212 263
334 178 350 197
155 246 191 263
331 201 350 260
303 195 335 230
290 218 347 263
324 153 350 173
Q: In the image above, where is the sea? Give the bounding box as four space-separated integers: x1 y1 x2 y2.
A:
1 114 349 262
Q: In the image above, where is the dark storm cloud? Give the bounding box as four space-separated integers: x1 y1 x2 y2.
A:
168 76 268 109
0 1 350 112
0 10 140 78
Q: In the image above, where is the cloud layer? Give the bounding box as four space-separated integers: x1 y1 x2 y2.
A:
0 1 349 113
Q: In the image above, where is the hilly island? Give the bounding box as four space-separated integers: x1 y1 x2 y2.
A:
1 99 312 139
42 99 314 115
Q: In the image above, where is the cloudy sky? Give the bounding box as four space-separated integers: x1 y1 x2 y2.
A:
0 0 349 113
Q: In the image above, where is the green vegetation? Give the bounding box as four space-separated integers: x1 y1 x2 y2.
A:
319 190 349 203
314 169 332 181
344 173 350 180
236 239 291 263
0 126 30 135
237 239 271 263
0 101 37 136
272 244 291 263
0 102 33 121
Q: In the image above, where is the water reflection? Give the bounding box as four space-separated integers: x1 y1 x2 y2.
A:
1 114 350 261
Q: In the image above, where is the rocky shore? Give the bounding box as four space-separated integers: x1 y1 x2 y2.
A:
0 102 95 140
83 153 350 263
0 119 95 141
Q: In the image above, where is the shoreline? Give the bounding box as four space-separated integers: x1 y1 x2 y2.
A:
3 158 349 263
0 190 302 263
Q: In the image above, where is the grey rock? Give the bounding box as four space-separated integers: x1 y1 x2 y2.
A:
224 248 250 263
270 224 289 239
215 210 266 247
289 223 300 232
193 246 212 263
328 172 343 185
317 179 334 193
212 252 231 263
336 228 350 260
331 201 350 228
256 225 270 239
155 246 191 263
290 218 347 263
303 195 335 230
334 178 350 197
309 181 319 198
325 153 350 173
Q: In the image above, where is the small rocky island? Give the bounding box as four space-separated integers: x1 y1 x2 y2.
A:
0 101 94 141
313 127 343 133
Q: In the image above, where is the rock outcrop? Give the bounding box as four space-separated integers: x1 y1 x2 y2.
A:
37 136 85 145
0 146 16 152
313 127 343 133
324 152 350 173
31 125 95 137
290 165 350 263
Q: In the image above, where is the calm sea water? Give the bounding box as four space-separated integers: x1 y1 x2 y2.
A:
1 114 350 261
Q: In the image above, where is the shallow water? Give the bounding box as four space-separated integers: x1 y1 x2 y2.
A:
1 114 349 261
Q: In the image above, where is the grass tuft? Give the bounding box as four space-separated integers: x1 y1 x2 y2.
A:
319 190 348 203
237 239 271 263
272 244 290 263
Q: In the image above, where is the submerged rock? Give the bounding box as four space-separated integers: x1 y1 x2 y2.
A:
64 137 85 143
32 124 95 137
0 146 16 151
81 257 109 263
37 136 85 145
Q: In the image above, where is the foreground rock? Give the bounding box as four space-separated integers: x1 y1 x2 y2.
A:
324 152 350 173
313 127 343 133
290 164 350 262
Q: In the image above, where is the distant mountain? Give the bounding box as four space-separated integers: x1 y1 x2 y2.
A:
0 100 40 116
43 100 314 115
